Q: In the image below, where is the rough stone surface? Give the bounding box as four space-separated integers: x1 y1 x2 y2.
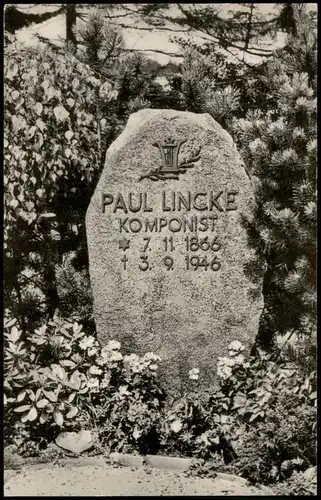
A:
55 430 94 454
110 453 145 468
145 454 192 471
86 109 263 396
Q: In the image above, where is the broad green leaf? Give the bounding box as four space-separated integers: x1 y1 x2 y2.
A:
60 360 76 369
10 326 21 343
78 387 89 394
27 407 38 422
35 103 43 116
73 323 82 334
14 405 31 413
46 403 54 413
40 412 50 424
69 371 81 390
17 391 26 403
66 406 78 419
28 390 36 402
43 390 58 403
9 199 18 209
53 410 64 427
37 399 49 409
232 394 247 409
211 435 220 445
52 364 66 380
35 388 42 400
65 130 74 141
36 188 45 198
4 380 11 390
21 411 30 423
68 392 76 403
261 392 272 404
36 118 45 131
5 318 16 328
249 412 260 423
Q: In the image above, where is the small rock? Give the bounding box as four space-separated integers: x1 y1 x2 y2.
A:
55 430 94 454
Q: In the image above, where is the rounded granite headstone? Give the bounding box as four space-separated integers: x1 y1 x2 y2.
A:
86 109 263 397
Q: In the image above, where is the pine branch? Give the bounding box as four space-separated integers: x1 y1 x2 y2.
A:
123 48 183 58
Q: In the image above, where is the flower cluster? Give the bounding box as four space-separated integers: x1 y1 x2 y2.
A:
95 340 123 367
123 352 161 375
79 335 99 356
217 341 245 379
188 368 200 381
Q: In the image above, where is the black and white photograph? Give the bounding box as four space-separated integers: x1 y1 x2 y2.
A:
4 2 317 496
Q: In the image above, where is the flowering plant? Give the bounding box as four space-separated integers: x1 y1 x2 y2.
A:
4 311 165 455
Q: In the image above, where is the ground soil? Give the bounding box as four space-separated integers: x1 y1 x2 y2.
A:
4 461 274 496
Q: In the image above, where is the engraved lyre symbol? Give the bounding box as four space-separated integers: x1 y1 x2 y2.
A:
153 137 187 173
139 137 201 182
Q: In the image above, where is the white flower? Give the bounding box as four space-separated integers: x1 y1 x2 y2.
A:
106 340 121 351
217 357 235 379
99 82 118 100
171 420 183 433
188 368 200 380
123 354 142 373
100 375 110 389
110 351 123 362
217 364 233 380
118 385 130 396
132 427 142 440
99 81 112 98
87 377 99 391
218 356 235 367
143 352 161 362
79 336 96 350
228 341 245 357
88 346 99 356
53 105 69 122
234 354 245 365
124 354 139 364
89 365 103 376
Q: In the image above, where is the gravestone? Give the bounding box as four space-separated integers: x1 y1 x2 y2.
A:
86 109 263 396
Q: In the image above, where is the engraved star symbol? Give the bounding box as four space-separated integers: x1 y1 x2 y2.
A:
119 238 130 251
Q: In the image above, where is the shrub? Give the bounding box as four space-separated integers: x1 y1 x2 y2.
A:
4 315 316 487
274 466 317 496
4 42 118 331
4 312 165 456
209 341 316 485
231 6 317 349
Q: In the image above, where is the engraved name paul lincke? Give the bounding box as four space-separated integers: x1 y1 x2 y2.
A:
101 190 239 273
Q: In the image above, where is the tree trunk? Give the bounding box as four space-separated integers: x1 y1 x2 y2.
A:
66 4 77 50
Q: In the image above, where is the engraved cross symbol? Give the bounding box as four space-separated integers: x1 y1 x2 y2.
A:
153 137 187 173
